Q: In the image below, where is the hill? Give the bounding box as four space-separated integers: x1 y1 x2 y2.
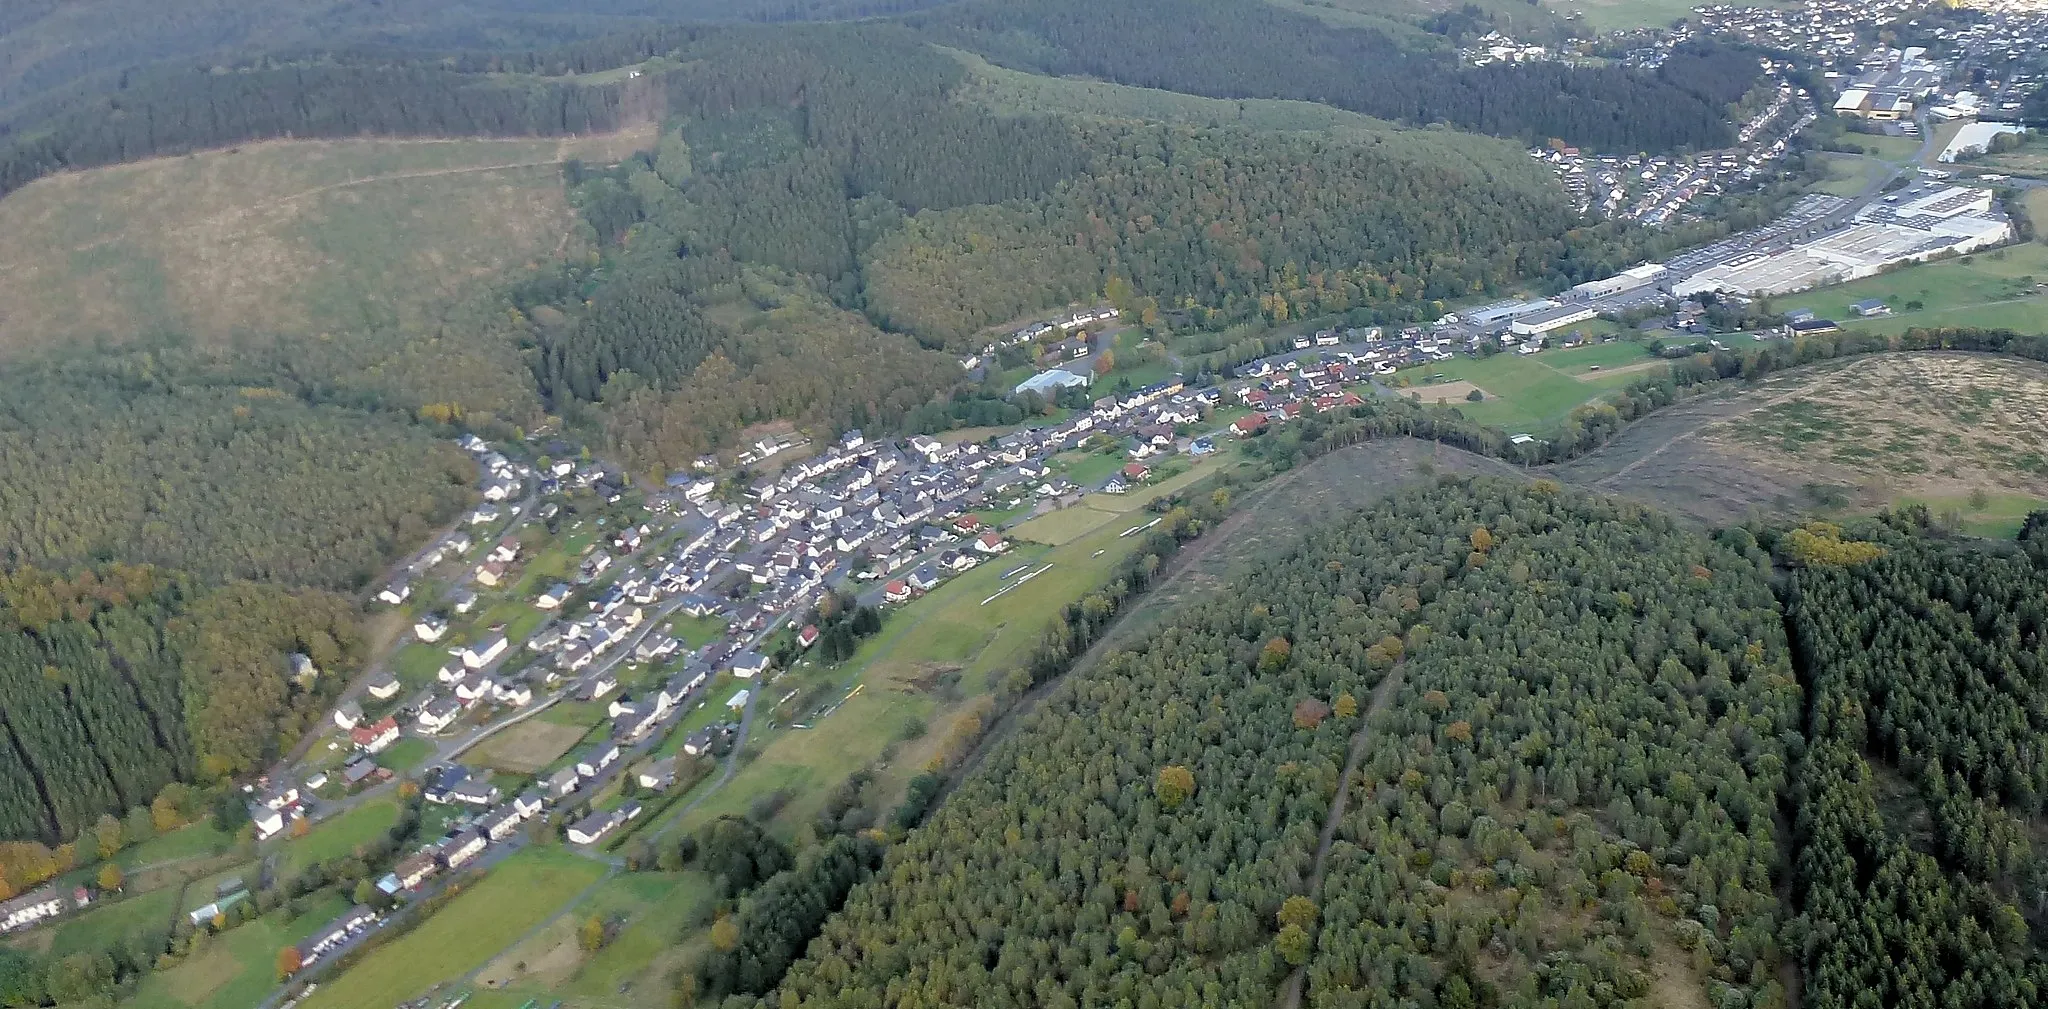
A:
768 480 1799 1008
0 130 646 416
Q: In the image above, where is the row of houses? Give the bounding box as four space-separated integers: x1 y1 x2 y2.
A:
378 790 545 896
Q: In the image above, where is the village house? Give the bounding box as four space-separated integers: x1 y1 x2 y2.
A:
439 829 487 869
414 615 448 642
365 671 402 700
351 716 400 754
332 700 363 730
462 633 510 669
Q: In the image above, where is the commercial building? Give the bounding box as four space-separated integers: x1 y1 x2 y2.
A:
1673 185 2010 298
1509 305 1600 337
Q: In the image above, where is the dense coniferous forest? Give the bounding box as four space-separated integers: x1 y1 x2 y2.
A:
909 0 1748 152
1782 517 2048 1008
757 482 1798 1009
0 565 359 846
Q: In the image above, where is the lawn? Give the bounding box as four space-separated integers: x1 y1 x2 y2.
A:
667 613 728 648
21 886 182 958
1051 448 1126 489
392 641 451 688
299 847 607 1009
281 800 400 875
379 737 434 773
127 892 350 1009
115 822 236 870
1774 243 2048 336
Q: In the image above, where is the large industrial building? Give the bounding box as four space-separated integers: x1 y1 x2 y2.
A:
1674 185 2010 298
1568 262 1669 300
1509 304 1601 337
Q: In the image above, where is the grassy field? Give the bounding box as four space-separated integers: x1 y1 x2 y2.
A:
1395 346 1657 433
668 614 728 648
282 800 400 875
127 893 350 1009
1814 154 1885 197
1979 134 2048 179
300 847 607 1009
0 130 646 409
1896 492 2048 538
1549 352 2048 529
470 720 587 774
379 737 434 773
473 871 712 1007
1774 243 2048 335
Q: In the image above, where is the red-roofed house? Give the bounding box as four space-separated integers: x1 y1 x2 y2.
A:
883 580 911 604
1122 462 1150 482
798 625 820 649
1231 414 1269 437
350 716 400 754
975 532 1010 555
953 514 983 534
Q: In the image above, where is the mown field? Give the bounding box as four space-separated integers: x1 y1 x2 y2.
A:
299 847 607 1009
1397 340 1660 433
1774 242 2048 335
0 130 647 412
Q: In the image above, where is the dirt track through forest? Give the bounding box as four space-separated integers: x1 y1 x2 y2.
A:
1276 662 1406 1009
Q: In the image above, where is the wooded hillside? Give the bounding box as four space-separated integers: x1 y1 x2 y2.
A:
765 481 1799 1008
1784 515 2048 1008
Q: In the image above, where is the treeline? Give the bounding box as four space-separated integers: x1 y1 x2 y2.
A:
0 565 359 844
1780 518 2048 1008
0 63 622 204
761 481 1797 1008
909 0 1744 152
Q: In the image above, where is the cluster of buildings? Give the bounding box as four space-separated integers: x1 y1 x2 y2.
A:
378 790 545 897
1674 183 2012 296
1529 70 1812 225
0 884 89 935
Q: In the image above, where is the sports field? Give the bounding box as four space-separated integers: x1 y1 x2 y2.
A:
1399 343 1660 433
299 847 606 1009
1774 243 2048 336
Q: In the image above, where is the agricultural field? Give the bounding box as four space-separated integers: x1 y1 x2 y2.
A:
126 893 350 1009
0 130 646 411
299 847 607 1009
1549 352 2048 530
468 720 588 774
1773 242 2048 335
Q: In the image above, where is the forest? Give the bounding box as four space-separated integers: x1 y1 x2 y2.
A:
0 564 361 847
753 482 1800 1009
1779 513 2048 1008
908 0 1751 152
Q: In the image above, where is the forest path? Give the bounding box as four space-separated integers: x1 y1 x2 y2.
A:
1277 661 1406 1009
